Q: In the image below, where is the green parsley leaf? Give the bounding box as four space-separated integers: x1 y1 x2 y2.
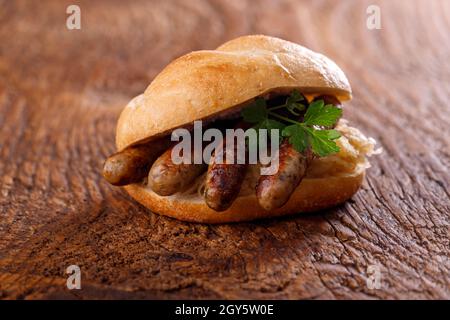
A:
282 124 309 153
241 98 268 123
304 100 342 127
325 129 342 140
282 125 342 156
286 104 300 116
256 118 286 131
285 90 305 116
286 102 305 116
250 119 286 148
305 127 341 157
286 90 304 104
241 92 342 158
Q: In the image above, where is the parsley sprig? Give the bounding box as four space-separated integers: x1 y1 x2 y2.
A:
241 90 343 157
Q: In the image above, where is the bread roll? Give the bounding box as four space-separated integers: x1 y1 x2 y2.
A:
111 35 378 223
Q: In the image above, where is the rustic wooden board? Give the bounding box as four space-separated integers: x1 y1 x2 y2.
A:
0 0 449 299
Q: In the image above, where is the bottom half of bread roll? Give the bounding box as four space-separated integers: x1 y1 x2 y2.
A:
124 120 379 223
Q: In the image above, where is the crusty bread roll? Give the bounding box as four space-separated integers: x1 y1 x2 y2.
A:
125 173 364 223
113 35 377 223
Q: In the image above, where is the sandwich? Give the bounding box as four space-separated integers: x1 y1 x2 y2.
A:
102 35 379 223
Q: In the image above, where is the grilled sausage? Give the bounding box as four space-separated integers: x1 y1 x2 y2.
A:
148 146 206 196
204 133 247 212
256 140 313 211
102 140 170 186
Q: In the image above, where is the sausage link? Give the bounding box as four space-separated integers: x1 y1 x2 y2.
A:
204 137 247 212
148 147 206 196
256 140 313 211
102 140 170 186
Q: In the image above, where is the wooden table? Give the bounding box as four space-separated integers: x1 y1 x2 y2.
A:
0 0 449 299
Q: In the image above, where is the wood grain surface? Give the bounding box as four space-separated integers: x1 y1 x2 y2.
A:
0 0 449 300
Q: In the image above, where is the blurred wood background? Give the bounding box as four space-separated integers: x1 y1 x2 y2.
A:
0 0 449 299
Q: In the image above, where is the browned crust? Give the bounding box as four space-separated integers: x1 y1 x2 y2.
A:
124 170 364 224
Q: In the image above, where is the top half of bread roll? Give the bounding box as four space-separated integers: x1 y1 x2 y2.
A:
115 35 352 151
